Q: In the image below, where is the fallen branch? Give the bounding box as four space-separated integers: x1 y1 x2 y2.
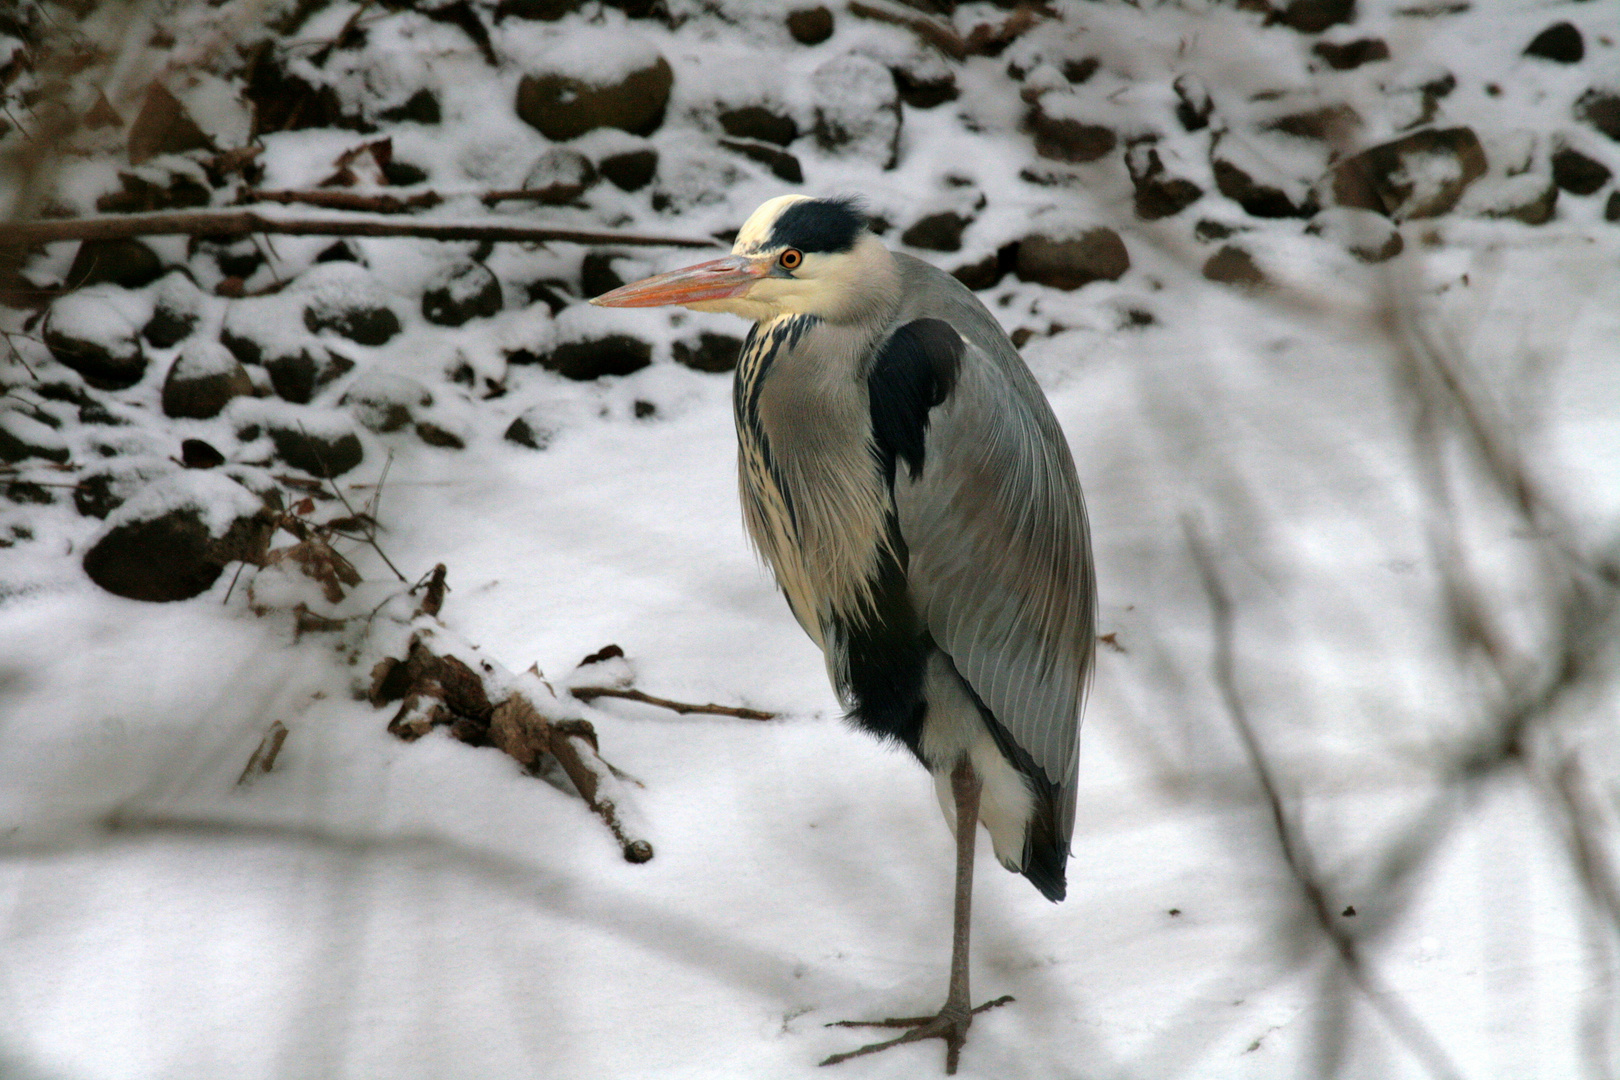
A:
571 684 776 721
237 720 289 785
243 188 445 214
0 210 722 248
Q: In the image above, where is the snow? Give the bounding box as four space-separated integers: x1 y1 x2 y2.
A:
2 0 1619 1078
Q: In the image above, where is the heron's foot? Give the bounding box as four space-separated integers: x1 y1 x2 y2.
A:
819 995 1013 1075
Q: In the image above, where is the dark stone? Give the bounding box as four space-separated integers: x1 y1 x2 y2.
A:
382 160 429 186
415 422 465 448
521 147 597 203
504 413 552 449
379 88 441 124
341 374 432 433
1274 0 1354 33
1062 57 1099 84
1332 126 1487 219
1174 75 1212 132
812 53 902 168
1195 219 1237 241
515 55 673 141
525 279 574 316
242 42 370 137
1126 143 1203 220
161 343 253 419
719 139 803 182
1202 245 1264 287
304 299 401 346
194 237 263 280
1312 37 1389 69
263 349 354 405
718 105 798 146
127 82 214 165
1264 103 1360 141
315 241 359 264
892 66 958 109
900 211 969 252
1028 108 1116 164
73 471 123 517
1552 147 1612 195
527 335 653 380
598 149 658 191
83 502 273 602
143 305 197 348
0 411 69 463
1577 90 1620 143
1484 180 1558 225
1608 191 1620 222
581 252 627 299
787 6 833 45
44 317 147 391
6 480 52 505
633 400 656 419
494 0 581 19
96 170 211 214
950 242 1019 291
266 424 364 477
66 239 163 289
422 261 503 326
672 333 744 373
1015 230 1130 290
181 438 225 468
1212 157 1317 219
1524 21 1582 63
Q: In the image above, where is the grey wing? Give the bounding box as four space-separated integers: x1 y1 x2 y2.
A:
890 329 1095 847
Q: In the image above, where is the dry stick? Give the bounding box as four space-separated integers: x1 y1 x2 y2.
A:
236 720 289 785
244 188 444 214
0 211 722 248
298 426 409 584
1186 522 1467 1080
570 685 776 721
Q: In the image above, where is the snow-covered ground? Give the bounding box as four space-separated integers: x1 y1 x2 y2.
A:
2 0 1618 1077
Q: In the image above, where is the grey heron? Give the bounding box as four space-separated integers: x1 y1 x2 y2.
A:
591 194 1095 1073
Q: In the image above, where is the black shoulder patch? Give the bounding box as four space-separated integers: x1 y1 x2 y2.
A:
867 318 964 484
768 196 867 254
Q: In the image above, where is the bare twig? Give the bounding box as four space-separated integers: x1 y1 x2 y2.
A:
236 720 289 785
0 210 722 248
571 685 776 721
243 188 444 214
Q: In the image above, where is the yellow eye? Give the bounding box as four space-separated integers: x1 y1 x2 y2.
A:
779 248 803 270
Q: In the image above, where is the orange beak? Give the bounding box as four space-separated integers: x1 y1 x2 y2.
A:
589 255 769 308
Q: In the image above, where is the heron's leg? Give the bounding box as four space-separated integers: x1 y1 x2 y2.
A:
820 756 1014 1075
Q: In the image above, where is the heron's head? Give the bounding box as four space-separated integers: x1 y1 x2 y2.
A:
590 194 899 324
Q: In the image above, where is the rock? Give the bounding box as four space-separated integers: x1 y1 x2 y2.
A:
718 105 797 146
96 167 212 214
1307 207 1403 262
1312 37 1389 69
495 0 582 19
1062 58 1100 85
1273 0 1354 33
516 335 653 380
599 148 658 191
422 261 503 327
950 243 1018 291
379 88 441 124
0 409 69 463
672 333 744 373
82 473 272 602
1211 138 1318 219
193 236 264 280
1332 127 1487 219
1028 101 1116 164
521 147 598 203
1467 174 1559 224
1551 147 1612 195
811 53 901 168
262 417 364 477
1202 245 1264 287
127 81 214 165
633 400 656 419
1609 191 1620 222
143 305 197 348
66 238 164 290
1126 142 1203 220
1174 75 1212 132
900 211 970 252
720 139 803 183
299 264 402 346
1014 230 1129 290
504 411 553 449
892 56 958 109
180 438 225 468
44 286 151 390
1264 103 1360 142
787 6 834 45
74 471 128 517
243 43 368 137
1524 22 1582 63
342 372 434 433
161 341 254 420
263 348 355 405
415 422 465 449
1577 90 1620 143
515 54 673 141
583 252 632 298
316 241 360 264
